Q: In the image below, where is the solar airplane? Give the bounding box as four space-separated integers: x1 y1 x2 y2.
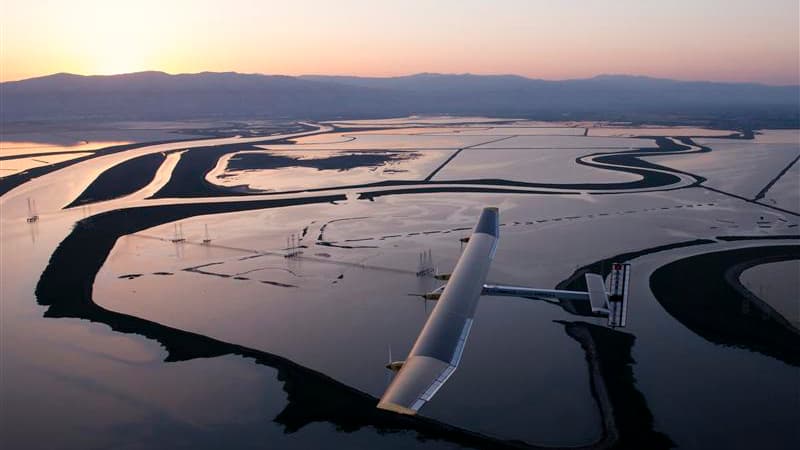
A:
378 207 630 415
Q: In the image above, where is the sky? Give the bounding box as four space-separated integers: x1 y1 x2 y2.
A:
1 0 798 84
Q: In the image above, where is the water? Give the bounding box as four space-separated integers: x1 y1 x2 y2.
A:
1 118 798 449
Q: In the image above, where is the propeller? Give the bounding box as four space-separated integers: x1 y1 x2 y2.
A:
406 292 438 314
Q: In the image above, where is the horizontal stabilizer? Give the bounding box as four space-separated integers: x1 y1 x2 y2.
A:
606 263 631 327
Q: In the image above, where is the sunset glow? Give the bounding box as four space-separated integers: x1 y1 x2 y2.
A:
1 0 798 84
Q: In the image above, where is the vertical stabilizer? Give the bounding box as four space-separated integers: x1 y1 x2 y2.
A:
585 273 609 313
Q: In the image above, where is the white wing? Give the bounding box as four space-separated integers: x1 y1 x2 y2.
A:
377 207 499 415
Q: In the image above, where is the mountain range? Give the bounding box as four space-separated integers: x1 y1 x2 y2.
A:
2 71 798 127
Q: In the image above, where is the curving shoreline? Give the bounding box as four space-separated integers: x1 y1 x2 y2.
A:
65 152 167 207
64 133 709 208
35 192 681 450
11 120 797 449
650 245 800 366
727 257 800 335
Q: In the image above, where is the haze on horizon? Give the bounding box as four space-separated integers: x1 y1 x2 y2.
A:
1 0 798 85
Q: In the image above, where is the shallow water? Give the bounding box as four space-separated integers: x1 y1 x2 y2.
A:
433 148 642 184
646 141 800 199
0 140 132 156
589 127 736 137
740 260 800 329
0 151 96 176
761 160 800 212
469 135 653 149
417 126 587 136
1 117 798 450
207 149 455 192
270 133 493 150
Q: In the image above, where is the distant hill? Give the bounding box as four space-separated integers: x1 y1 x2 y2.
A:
2 71 798 127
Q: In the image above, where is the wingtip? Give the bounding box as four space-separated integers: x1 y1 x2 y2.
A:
377 401 418 416
474 207 500 237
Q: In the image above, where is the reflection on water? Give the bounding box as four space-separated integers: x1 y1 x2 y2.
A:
739 260 800 329
2 117 799 449
651 245 800 366
588 127 736 138
33 196 681 449
0 152 99 177
0 140 131 178
433 148 642 184
0 140 132 156
210 150 453 192
645 140 800 200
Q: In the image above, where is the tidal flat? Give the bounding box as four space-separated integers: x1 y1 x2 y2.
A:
1 117 798 450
